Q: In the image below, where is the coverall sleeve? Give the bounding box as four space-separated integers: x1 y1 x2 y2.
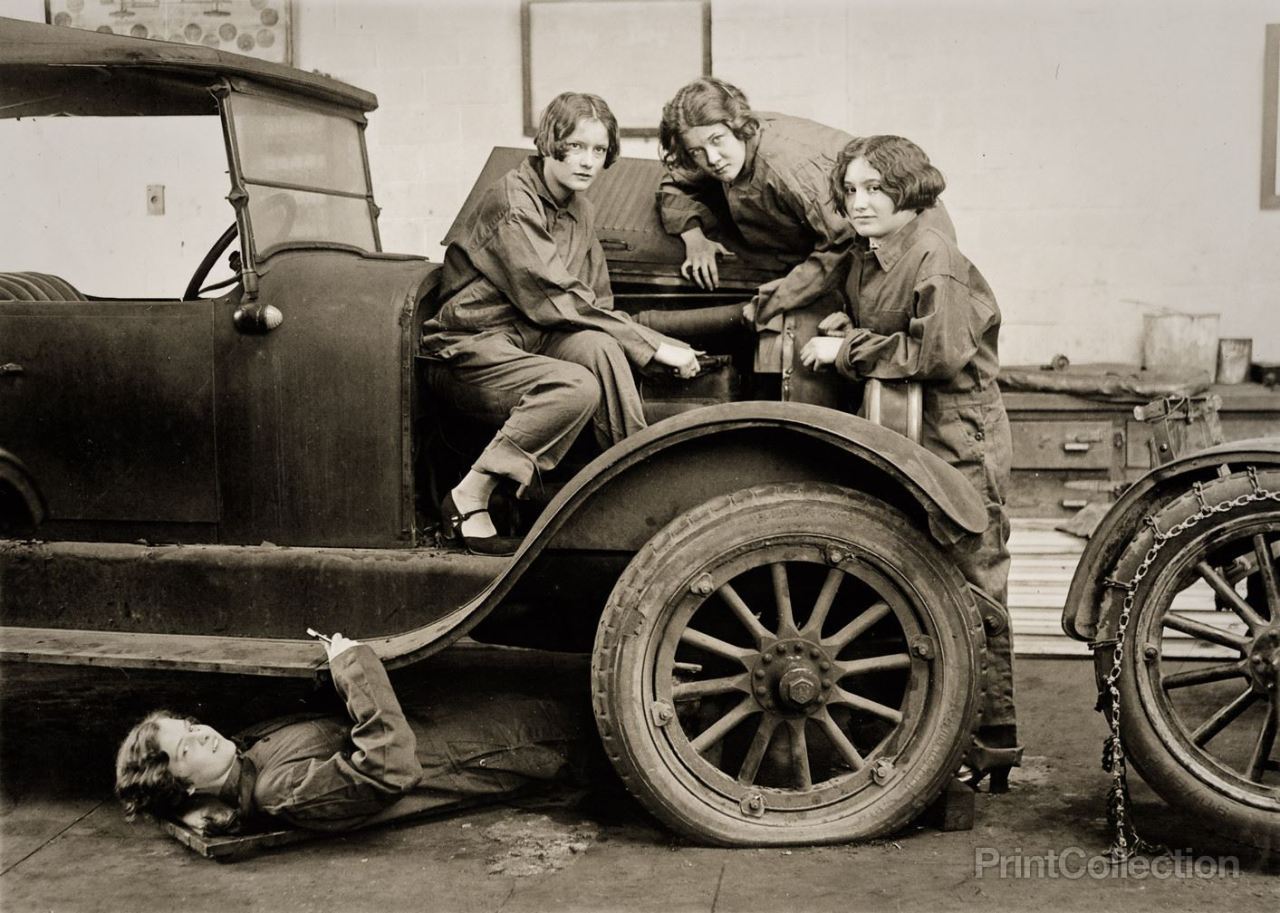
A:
753 174 853 325
259 645 423 826
474 206 661 365
836 272 991 382
657 168 721 236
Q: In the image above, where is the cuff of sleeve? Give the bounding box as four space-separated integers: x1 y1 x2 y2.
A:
835 330 871 380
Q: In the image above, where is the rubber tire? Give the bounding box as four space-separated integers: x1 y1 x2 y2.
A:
1113 469 1280 851
591 482 985 846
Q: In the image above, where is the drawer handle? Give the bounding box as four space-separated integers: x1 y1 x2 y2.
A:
1062 442 1091 453
0 362 24 377
1061 498 1090 509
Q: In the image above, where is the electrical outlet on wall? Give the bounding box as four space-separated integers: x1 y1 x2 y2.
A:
146 184 165 216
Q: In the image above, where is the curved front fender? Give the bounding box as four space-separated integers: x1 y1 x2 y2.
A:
528 401 987 552
1062 438 1280 642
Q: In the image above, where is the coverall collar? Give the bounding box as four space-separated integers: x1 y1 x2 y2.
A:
866 204 950 271
734 125 764 186
215 752 258 821
522 155 584 221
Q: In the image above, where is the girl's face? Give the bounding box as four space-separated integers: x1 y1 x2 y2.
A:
842 157 917 239
542 117 609 203
680 122 747 183
154 716 236 790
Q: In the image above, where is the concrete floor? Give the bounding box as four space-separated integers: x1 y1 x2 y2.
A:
1 653 1275 913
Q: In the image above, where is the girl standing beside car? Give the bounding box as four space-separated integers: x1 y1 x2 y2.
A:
800 135 1019 787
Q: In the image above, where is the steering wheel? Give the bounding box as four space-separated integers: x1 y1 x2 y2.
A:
184 222 239 301
183 195 299 301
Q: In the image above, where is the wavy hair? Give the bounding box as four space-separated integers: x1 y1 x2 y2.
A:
830 135 946 217
533 92 620 169
658 77 761 172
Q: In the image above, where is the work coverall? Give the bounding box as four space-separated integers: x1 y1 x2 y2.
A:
423 156 668 495
658 113 856 405
832 205 1018 746
213 644 590 832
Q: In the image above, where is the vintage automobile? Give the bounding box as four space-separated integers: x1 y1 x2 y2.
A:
1062 404 1280 851
0 17 999 847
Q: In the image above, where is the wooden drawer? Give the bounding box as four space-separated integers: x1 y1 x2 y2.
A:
1007 469 1116 518
1010 420 1116 470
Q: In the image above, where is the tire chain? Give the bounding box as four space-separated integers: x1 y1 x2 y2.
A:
1101 465 1280 861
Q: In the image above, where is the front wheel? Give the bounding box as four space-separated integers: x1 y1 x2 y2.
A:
592 483 985 846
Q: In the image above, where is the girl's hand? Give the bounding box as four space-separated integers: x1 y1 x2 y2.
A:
652 342 702 379
324 632 360 661
800 336 843 370
818 312 852 336
680 228 730 290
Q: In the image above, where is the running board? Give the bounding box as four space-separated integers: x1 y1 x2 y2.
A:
0 626 590 679
0 626 327 677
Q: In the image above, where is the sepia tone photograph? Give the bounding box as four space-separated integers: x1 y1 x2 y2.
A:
1 1 1277 910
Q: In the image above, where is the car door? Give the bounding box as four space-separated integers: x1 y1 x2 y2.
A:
0 295 219 537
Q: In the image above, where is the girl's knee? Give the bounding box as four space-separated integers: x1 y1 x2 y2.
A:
559 364 600 415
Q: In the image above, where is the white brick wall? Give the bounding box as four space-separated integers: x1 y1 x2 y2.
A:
4 0 1279 366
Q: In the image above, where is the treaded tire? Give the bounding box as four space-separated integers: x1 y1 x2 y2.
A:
591 482 985 846
1111 469 1280 851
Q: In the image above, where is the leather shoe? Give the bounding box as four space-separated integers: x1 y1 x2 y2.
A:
440 493 522 557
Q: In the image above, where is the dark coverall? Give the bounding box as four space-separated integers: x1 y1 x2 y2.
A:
831 204 1018 749
657 113 856 406
212 645 590 832
658 113 957 406
423 156 668 495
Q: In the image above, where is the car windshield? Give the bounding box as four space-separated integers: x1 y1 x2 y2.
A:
228 93 377 256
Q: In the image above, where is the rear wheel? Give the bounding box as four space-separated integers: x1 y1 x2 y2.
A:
1116 469 1280 849
592 483 985 846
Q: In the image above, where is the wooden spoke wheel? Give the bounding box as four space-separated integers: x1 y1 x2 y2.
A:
592 483 984 846
1118 470 1280 848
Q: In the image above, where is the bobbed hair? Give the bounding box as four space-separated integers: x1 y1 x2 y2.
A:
830 135 946 217
533 92 620 169
114 710 194 822
659 77 761 172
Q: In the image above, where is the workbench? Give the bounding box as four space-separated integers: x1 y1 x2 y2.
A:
1002 381 1280 518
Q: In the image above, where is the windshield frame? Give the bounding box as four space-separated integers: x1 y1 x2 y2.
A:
218 78 382 272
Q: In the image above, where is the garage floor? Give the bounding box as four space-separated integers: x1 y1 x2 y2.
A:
1 647 1275 913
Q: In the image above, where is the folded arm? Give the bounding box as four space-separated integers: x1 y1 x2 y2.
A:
837 274 989 382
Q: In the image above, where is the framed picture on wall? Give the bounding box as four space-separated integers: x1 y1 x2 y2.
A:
45 0 293 66
522 0 711 138
1264 23 1280 209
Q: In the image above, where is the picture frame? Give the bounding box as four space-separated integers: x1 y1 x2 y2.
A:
1264 23 1279 209
44 0 293 66
522 0 711 138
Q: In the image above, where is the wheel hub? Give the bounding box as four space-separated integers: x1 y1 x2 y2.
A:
752 638 834 713
1245 626 1280 694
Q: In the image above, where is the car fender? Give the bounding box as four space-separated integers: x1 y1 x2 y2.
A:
529 400 988 554
369 401 989 669
1061 437 1280 643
